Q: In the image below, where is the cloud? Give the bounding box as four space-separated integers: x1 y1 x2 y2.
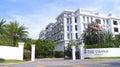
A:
4 0 28 2
7 13 55 39
3 0 120 39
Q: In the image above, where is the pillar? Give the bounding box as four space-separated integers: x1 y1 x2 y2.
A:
18 42 24 60
79 44 84 60
71 45 76 60
31 44 35 61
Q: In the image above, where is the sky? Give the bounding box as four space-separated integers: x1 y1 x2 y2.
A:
0 0 120 39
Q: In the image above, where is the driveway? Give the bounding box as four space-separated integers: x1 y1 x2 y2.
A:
0 58 120 67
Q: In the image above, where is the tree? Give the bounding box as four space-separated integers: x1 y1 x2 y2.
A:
82 21 103 45
114 34 120 47
5 21 28 46
0 19 6 35
68 40 79 48
35 40 56 58
0 19 7 45
82 21 116 48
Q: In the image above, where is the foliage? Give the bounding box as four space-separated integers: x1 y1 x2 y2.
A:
55 51 64 58
4 21 29 46
84 42 116 48
24 39 37 50
82 21 117 48
64 39 80 59
0 19 6 35
0 19 7 45
24 49 31 60
35 40 56 58
0 60 25 63
64 48 72 59
114 34 120 47
68 40 79 48
102 31 113 44
82 22 102 45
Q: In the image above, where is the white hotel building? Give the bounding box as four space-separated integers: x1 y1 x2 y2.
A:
39 8 120 51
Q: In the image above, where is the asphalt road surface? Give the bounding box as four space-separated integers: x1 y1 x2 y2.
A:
0 58 120 67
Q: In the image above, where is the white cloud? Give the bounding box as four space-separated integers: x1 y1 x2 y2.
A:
7 13 55 39
5 0 27 2
4 0 120 39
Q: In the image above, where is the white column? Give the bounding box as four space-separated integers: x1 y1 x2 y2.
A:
100 19 103 25
18 42 24 60
71 46 76 60
109 19 115 37
31 44 35 61
117 21 120 33
72 16 75 39
63 16 67 40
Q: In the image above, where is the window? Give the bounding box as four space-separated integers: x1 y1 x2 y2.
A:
70 25 72 31
83 16 85 21
75 17 77 23
70 17 72 23
76 33 78 39
106 19 109 24
113 20 118 25
87 17 89 22
91 17 93 22
67 18 69 24
75 25 77 31
103 19 105 24
114 27 119 32
67 26 69 31
96 19 101 24
67 33 70 39
71 33 72 39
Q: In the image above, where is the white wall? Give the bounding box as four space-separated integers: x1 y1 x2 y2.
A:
85 48 120 58
0 43 24 60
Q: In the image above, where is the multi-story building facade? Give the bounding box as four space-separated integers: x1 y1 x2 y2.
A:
39 8 120 51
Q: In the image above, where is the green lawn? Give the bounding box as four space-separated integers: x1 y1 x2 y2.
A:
86 57 120 59
0 59 26 64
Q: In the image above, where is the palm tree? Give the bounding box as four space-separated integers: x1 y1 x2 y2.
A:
0 19 7 45
0 19 6 35
82 21 105 45
5 21 29 46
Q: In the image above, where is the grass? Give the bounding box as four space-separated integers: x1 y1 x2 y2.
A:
0 59 27 64
86 57 120 59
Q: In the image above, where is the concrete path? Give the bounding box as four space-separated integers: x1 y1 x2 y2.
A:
0 58 120 67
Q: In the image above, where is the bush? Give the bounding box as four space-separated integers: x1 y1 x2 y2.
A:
24 49 31 60
35 40 56 58
55 51 64 58
84 42 116 48
0 58 5 62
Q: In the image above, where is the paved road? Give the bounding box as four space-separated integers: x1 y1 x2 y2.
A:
0 58 120 67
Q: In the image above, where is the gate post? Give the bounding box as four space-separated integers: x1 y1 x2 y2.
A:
31 44 35 61
18 42 24 60
79 44 84 59
71 45 76 60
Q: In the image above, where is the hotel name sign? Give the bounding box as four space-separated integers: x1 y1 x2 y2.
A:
86 49 109 56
